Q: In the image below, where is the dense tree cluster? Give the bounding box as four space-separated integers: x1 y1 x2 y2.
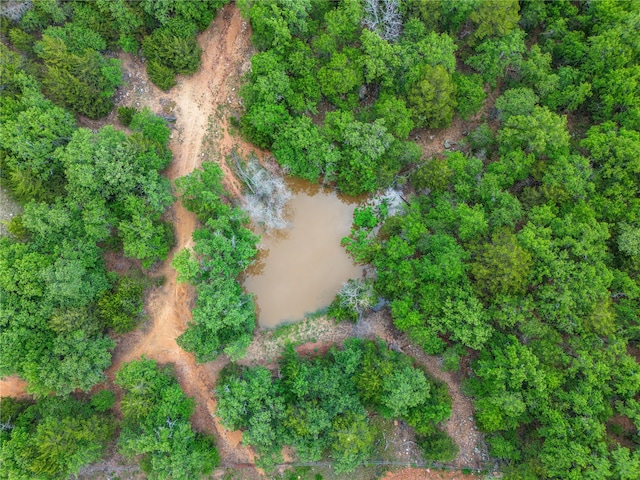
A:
237 0 486 195
0 359 218 480
216 339 453 471
2 0 640 477
0 63 173 395
116 358 219 480
2 0 230 105
0 394 116 479
173 161 259 361
1 1 224 477
320 1 640 478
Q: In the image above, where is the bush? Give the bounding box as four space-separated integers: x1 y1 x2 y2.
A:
417 429 459 462
410 158 452 193
468 122 495 153
442 346 462 372
453 72 486 120
146 59 176 91
8 28 35 53
91 390 115 412
117 106 138 126
129 108 171 145
98 274 146 333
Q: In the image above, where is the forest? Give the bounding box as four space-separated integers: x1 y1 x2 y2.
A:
1 0 639 479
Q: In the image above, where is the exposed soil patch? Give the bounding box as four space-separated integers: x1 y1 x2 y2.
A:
101 4 262 468
383 467 488 480
0 186 22 237
0 375 29 399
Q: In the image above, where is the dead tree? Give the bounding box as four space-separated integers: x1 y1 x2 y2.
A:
232 152 292 230
362 0 402 42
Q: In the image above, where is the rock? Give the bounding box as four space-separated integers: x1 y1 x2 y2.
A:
444 139 451 149
372 298 388 312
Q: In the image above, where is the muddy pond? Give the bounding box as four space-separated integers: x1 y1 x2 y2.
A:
243 179 364 328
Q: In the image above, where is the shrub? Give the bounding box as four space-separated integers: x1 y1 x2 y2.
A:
98 274 146 333
117 106 138 126
417 429 459 462
146 59 176 91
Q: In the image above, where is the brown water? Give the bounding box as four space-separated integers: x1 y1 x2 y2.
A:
244 179 364 328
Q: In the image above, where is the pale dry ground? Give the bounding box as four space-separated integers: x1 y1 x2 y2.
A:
1 5 494 478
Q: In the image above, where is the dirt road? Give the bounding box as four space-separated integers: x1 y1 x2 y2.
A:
105 4 260 465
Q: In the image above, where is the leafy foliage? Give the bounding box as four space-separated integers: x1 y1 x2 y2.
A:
216 339 453 472
35 34 122 118
116 358 219 480
98 273 147 333
0 68 173 395
173 162 258 361
0 396 115 480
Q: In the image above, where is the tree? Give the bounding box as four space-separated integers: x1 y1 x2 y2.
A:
116 358 219 480
272 116 338 182
130 108 171 145
0 396 115 480
453 73 486 120
98 274 146 333
330 279 376 322
498 106 570 160
142 27 201 89
466 29 526 86
238 0 294 50
317 50 363 105
332 117 396 195
331 412 374 473
43 22 106 53
494 87 539 122
173 162 258 361
469 0 520 44
359 29 401 87
372 94 414 139
380 365 430 418
407 63 456 128
581 122 640 224
0 87 76 201
471 229 532 298
35 34 122 118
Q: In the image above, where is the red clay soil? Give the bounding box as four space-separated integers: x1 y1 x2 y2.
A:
0 376 29 399
101 4 263 466
383 468 484 480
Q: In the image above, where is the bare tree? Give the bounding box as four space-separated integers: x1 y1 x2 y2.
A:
363 0 402 42
232 152 292 230
337 278 376 322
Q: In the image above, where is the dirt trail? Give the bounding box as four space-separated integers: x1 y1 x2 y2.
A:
105 4 260 465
